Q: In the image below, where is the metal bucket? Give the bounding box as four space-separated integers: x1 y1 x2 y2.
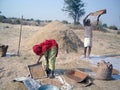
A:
39 84 59 90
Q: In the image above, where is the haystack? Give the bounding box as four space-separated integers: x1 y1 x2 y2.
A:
26 21 83 54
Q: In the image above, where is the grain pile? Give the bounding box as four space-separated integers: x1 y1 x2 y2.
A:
26 21 83 54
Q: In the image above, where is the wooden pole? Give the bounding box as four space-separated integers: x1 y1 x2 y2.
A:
17 16 23 56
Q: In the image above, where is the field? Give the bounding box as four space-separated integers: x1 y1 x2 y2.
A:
0 21 120 90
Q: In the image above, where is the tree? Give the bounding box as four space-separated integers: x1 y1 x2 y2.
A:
102 23 108 28
0 15 6 22
36 19 41 25
63 0 85 24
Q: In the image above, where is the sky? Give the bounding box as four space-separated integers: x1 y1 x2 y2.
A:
0 0 120 28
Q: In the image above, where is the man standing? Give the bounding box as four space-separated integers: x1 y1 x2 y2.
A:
83 13 93 58
32 39 58 78
83 9 106 58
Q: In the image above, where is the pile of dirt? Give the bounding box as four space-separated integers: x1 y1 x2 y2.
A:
26 21 83 54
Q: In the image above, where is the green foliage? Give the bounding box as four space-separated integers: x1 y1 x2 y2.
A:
97 21 104 30
0 15 6 22
36 19 41 25
62 20 69 24
92 21 108 32
15 19 21 24
0 14 50 26
63 0 85 25
1 17 20 24
109 25 118 30
102 23 108 28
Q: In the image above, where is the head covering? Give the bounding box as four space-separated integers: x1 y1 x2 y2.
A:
32 39 58 56
32 45 42 56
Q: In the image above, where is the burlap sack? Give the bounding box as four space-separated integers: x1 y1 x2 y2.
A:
95 60 113 80
0 45 8 57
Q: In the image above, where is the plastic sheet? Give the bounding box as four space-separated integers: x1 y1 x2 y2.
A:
13 77 41 90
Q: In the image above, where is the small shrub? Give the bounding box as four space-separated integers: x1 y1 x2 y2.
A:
109 25 118 30
62 20 69 24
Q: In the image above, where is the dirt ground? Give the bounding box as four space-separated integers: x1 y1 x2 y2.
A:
0 21 120 90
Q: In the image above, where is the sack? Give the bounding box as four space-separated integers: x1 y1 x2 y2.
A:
0 45 8 57
95 60 113 80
